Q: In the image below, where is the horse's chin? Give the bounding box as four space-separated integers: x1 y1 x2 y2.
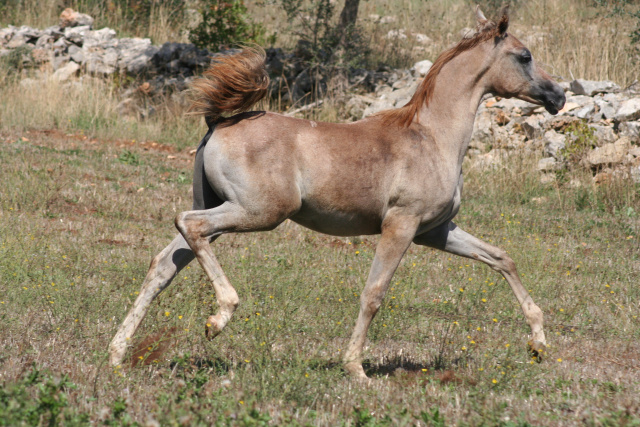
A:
544 104 559 115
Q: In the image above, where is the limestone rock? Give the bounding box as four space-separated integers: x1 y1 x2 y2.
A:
118 38 159 74
618 121 640 143
543 130 566 160
538 157 561 171
589 124 616 144
522 114 545 139
64 25 91 45
586 137 632 167
60 8 94 29
386 29 407 40
614 98 640 122
83 28 118 75
493 98 538 116
83 28 117 49
593 95 619 120
51 60 79 81
471 109 493 150
68 44 84 63
569 79 620 96
413 33 432 45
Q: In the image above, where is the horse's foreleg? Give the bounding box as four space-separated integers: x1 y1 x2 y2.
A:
109 234 194 366
344 215 419 378
414 222 547 360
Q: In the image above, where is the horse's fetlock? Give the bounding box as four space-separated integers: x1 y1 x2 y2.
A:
229 294 240 309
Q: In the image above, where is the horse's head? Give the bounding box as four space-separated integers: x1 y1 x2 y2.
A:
476 6 565 114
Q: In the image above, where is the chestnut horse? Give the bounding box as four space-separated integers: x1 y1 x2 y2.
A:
109 7 565 378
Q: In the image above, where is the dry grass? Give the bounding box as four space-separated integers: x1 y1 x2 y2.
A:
0 69 202 149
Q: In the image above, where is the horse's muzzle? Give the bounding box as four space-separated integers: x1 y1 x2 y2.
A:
538 81 566 115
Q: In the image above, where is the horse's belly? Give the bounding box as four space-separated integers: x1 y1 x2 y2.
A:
290 206 382 237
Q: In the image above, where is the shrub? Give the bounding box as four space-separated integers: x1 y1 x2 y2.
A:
189 0 264 50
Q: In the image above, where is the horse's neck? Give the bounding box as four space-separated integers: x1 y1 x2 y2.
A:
417 52 488 166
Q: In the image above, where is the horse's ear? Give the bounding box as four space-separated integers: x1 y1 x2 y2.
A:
498 5 510 35
475 5 487 24
475 5 493 32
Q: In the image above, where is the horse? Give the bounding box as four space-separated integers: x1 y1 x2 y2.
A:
109 6 565 379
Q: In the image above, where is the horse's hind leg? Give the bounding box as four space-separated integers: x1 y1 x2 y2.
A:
109 234 194 366
414 222 547 360
175 202 288 339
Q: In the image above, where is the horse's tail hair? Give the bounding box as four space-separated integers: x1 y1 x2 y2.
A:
189 47 269 125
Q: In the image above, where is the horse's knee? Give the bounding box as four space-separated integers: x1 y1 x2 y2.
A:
491 248 516 275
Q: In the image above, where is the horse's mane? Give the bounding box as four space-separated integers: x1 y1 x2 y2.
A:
376 13 509 127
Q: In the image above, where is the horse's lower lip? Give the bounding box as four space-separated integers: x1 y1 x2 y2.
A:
545 104 559 115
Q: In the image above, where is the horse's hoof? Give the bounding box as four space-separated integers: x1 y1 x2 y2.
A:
109 342 127 367
205 317 222 340
528 340 547 363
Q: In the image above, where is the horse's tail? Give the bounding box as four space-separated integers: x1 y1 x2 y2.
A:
189 47 269 125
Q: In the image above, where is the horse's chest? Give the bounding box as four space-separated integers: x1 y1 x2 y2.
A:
415 174 463 232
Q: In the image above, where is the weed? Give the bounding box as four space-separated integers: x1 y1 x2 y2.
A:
418 407 446 427
561 120 598 164
0 365 88 426
118 150 141 166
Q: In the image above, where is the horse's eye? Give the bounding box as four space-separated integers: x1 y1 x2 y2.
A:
519 49 532 64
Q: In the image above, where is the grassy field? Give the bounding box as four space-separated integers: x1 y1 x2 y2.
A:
1 126 639 425
1 1 639 425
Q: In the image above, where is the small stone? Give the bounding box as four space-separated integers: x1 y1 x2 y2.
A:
51 61 79 82
569 79 620 96
411 59 432 77
379 16 397 24
6 34 27 49
118 38 159 74
385 29 407 40
593 96 619 119
522 114 544 140
570 103 596 120
543 130 566 160
538 157 561 171
414 33 432 45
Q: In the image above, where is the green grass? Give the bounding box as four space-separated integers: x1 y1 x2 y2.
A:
0 130 639 425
